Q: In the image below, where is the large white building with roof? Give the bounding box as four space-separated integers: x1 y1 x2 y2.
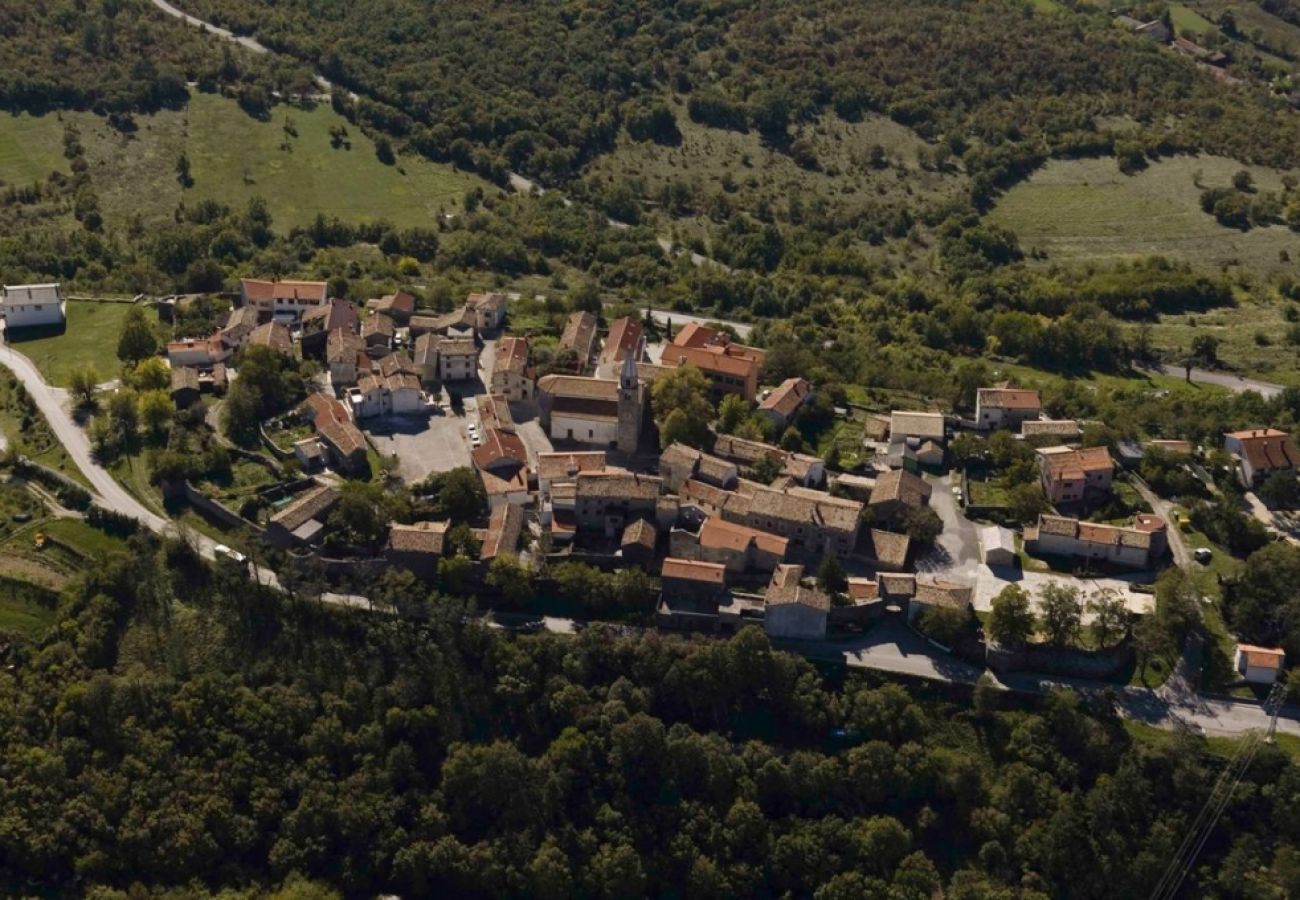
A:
0 283 66 329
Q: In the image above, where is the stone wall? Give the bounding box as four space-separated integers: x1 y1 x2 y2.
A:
987 640 1133 679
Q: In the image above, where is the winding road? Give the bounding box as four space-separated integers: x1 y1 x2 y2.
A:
0 328 372 608
1157 364 1285 400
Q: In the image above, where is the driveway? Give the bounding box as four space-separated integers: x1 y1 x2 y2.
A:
1129 477 1192 568
915 472 980 580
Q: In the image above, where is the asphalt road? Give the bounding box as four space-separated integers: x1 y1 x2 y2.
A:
0 333 377 608
1157 364 1284 400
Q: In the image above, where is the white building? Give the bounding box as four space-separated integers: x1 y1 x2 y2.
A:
1235 644 1285 684
0 283 66 329
979 525 1017 567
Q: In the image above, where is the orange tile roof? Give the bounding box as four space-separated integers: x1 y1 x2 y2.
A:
241 278 327 303
977 387 1041 410
661 557 726 585
1238 643 1285 670
1227 429 1300 473
759 377 813 417
598 316 643 366
472 427 528 471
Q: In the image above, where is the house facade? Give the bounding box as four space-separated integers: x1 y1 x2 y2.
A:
975 388 1041 431
1038 445 1114 504
1027 513 1165 569
1224 428 1300 486
0 283 66 329
490 335 534 402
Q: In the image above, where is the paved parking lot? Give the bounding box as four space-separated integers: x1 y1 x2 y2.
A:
365 411 472 484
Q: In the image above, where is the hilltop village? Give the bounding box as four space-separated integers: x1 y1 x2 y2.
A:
11 276 1260 684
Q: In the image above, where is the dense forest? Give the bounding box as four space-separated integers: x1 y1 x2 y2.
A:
0 534 1297 899
161 0 1300 195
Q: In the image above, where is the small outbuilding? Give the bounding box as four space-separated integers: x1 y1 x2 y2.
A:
979 525 1017 568
1235 643 1285 685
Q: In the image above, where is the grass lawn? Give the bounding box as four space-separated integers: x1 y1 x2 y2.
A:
0 113 68 187
0 576 59 640
1125 719 1300 760
41 518 129 558
4 301 137 387
987 154 1300 274
811 418 865 469
109 452 165 516
1169 3 1219 37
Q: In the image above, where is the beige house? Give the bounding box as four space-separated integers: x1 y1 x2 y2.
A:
559 311 600 372
975 388 1041 431
490 335 534 401
1038 445 1114 504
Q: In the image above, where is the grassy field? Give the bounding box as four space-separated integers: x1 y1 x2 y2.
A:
0 113 68 188
0 576 58 640
4 301 137 387
1185 0 1300 66
1143 299 1300 386
1170 2 1220 37
987 154 1300 273
1 92 490 233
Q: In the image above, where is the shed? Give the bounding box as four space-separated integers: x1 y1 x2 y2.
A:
979 525 1017 568
1235 643 1285 685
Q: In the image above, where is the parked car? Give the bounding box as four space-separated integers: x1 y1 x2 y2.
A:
1193 547 1213 564
214 544 248 565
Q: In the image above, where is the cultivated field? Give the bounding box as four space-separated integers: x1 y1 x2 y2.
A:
987 154 1300 273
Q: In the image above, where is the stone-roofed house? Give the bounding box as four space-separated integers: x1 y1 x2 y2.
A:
1224 428 1300 486
466 291 508 331
559 311 600 372
859 529 911 571
620 517 659 567
660 442 739 492
367 290 416 325
490 335 534 402
575 471 663 536
167 336 229 369
890 410 946 444
170 366 200 408
710 433 824 487
301 300 358 360
327 328 366 387
437 336 480 383
975 388 1041 431
1021 419 1082 441
1025 513 1166 569
265 483 339 548
979 524 1017 567
1038 445 1114 505
302 392 367 474
219 304 262 348
909 578 973 623
537 451 607 493
759 378 813 430
867 469 933 525
724 483 863 559
386 521 449 580
247 321 293 356
480 503 525 561
763 564 830 640
409 307 476 338
361 312 396 352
